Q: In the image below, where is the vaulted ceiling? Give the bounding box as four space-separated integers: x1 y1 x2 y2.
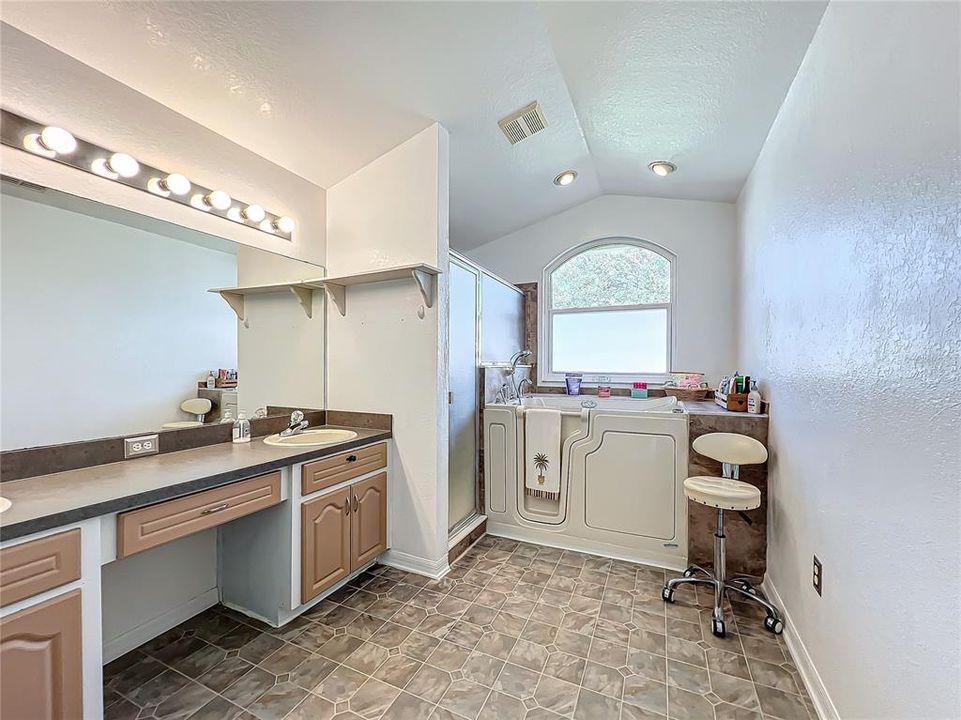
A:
1 1 826 249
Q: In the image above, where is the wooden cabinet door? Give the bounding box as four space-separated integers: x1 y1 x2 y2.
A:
301 488 351 604
350 473 388 570
1 590 83 720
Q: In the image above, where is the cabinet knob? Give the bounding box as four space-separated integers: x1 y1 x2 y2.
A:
346 455 357 463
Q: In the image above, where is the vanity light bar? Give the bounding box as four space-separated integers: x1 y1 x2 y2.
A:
0 109 295 239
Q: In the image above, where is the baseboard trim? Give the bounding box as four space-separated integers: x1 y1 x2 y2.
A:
381 549 450 580
486 523 687 573
102 587 219 664
762 578 839 720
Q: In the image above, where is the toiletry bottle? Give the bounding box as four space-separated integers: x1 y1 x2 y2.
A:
232 410 251 443
748 381 762 414
206 371 216 389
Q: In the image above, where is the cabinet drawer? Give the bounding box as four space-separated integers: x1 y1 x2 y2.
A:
0 530 81 608
117 472 282 558
302 442 387 496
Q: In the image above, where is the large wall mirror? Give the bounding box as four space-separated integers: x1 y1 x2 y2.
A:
1 176 326 451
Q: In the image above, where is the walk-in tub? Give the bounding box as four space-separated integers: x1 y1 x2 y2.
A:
483 394 689 569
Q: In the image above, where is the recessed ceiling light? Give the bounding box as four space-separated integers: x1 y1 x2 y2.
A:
554 170 577 186
649 161 677 177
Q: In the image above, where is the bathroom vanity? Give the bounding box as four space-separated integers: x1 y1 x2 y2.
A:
0 424 391 720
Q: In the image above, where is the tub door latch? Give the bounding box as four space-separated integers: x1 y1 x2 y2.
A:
662 543 679 548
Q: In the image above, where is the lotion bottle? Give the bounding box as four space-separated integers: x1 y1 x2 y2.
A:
232 410 251 443
747 381 762 414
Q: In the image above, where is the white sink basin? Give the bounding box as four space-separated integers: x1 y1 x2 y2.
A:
263 429 358 447
0 497 11 514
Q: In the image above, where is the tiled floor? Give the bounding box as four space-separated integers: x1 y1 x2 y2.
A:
104 536 816 720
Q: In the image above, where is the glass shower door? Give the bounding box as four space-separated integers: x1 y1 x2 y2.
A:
448 258 479 532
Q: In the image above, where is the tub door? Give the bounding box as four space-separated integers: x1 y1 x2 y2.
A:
584 431 678 539
568 412 688 547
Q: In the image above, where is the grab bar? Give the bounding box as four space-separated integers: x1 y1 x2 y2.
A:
513 405 586 418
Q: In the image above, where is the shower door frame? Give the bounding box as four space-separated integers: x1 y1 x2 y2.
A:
448 253 482 538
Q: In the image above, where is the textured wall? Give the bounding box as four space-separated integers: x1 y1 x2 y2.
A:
466 195 738 385
326 124 451 575
737 3 961 718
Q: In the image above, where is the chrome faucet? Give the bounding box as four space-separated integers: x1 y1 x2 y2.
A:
280 410 309 437
508 350 532 373
505 350 533 403
518 378 534 397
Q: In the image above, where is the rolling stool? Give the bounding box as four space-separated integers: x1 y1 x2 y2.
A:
662 432 784 637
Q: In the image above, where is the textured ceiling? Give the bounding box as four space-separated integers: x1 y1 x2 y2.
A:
0 1 826 249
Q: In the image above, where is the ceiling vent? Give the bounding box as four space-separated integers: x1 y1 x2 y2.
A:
1 175 47 192
498 102 547 145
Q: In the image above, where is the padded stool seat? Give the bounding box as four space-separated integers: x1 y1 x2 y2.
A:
684 476 761 511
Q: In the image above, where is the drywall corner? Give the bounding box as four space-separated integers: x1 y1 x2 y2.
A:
326 123 451 575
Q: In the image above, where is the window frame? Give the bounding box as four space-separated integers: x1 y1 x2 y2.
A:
538 237 676 386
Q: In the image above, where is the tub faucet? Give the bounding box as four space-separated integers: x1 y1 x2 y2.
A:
509 350 532 373
280 410 309 437
518 378 534 397
507 350 532 401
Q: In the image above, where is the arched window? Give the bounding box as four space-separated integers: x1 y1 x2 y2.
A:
539 238 674 384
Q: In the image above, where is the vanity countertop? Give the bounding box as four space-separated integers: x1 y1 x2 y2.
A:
0 425 391 542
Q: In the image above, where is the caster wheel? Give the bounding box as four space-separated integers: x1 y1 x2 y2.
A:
661 587 675 603
764 616 784 635
738 582 757 595
711 618 727 638
683 568 696 578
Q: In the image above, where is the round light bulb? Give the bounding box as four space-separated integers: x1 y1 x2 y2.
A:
91 158 119 179
274 216 295 234
553 170 577 186
190 193 211 211
162 173 191 195
39 126 77 155
242 204 266 222
648 161 676 177
23 134 56 158
205 190 232 211
106 152 140 178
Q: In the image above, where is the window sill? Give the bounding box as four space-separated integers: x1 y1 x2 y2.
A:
537 376 671 388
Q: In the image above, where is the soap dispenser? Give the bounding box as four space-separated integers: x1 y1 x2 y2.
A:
747 381 762 414
232 410 251 443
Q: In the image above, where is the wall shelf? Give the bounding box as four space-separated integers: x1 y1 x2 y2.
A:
209 263 441 320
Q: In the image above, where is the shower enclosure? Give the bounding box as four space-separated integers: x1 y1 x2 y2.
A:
447 252 523 541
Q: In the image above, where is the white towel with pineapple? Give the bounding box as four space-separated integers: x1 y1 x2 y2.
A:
525 408 561 500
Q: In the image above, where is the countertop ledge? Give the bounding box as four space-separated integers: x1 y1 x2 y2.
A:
681 400 769 418
0 425 391 542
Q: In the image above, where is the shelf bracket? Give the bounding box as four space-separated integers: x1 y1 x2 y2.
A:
288 286 314 319
325 283 347 317
219 291 245 321
411 268 436 308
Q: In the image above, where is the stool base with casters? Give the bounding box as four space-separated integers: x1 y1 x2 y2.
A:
662 507 783 637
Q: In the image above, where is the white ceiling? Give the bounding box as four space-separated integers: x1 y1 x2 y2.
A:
0 2 826 250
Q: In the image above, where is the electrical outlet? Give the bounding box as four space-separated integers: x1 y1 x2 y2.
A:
124 434 159 459
813 555 823 596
